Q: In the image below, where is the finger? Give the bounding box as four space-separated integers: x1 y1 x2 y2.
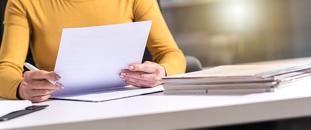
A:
125 78 161 88
143 61 157 65
125 80 143 87
124 80 134 86
25 70 60 81
143 61 166 75
121 71 161 82
121 70 162 87
31 95 51 103
124 77 143 87
30 89 55 97
128 63 157 73
29 80 63 90
123 76 155 88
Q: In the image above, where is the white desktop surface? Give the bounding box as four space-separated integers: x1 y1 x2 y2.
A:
1 58 311 130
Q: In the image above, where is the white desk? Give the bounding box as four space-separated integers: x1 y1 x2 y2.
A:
1 58 311 130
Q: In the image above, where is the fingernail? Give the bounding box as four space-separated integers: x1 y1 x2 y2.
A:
56 74 61 79
56 82 64 88
54 74 61 80
120 73 126 78
128 65 134 70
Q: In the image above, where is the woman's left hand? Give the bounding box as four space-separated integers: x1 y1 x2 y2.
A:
120 61 166 88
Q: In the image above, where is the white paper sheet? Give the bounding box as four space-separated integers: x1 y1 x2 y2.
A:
52 86 164 102
52 21 155 100
0 100 32 117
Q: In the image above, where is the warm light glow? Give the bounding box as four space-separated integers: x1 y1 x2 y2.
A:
230 4 248 23
216 1 256 31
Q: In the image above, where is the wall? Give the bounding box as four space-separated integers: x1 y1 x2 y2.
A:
161 0 311 66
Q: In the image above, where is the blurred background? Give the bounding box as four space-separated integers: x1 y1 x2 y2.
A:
160 0 311 67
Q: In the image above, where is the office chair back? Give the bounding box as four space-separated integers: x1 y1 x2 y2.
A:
0 0 7 41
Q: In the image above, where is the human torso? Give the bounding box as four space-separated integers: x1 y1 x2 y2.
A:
24 0 135 70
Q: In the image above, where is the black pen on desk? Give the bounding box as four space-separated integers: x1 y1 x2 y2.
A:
24 62 57 85
0 105 49 122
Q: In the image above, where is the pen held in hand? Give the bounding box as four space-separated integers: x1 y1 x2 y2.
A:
24 62 58 85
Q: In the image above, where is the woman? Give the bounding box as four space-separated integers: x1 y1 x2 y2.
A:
0 0 186 102
0 0 185 102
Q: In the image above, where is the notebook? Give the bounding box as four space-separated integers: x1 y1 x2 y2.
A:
163 63 311 95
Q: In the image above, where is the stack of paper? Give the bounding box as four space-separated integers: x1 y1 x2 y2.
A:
163 63 311 95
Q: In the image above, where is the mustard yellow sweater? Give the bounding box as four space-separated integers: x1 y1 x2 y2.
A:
0 0 186 99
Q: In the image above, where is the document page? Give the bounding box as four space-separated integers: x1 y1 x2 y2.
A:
52 21 155 100
52 86 164 102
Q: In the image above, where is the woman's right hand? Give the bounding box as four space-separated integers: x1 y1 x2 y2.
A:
18 70 63 103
